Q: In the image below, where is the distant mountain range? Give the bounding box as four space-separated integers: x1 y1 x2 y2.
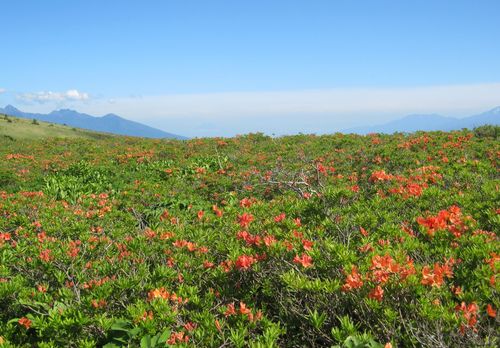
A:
344 106 500 134
0 105 186 139
1 105 498 138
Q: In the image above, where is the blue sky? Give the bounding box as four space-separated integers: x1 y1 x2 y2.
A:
1 0 499 136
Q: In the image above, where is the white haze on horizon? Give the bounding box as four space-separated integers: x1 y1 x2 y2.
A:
7 83 500 137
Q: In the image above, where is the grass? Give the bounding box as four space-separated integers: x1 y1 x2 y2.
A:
0 114 113 140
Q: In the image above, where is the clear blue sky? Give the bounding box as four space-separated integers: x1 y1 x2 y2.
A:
1 0 499 136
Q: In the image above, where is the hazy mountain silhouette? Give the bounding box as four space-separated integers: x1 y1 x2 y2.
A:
0 105 187 139
344 106 500 134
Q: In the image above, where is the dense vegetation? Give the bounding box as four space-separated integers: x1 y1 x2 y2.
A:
0 127 498 347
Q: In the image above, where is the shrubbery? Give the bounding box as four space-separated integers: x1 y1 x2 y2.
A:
0 128 498 347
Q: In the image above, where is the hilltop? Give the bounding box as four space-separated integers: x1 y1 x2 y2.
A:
0 113 114 140
0 105 187 140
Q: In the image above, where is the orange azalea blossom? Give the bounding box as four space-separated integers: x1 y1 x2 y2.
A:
302 239 314 251
237 213 254 228
274 213 286 223
167 331 189 345
486 304 496 318
455 301 479 331
421 259 455 287
147 287 188 304
239 197 254 208
263 234 277 247
225 302 262 322
136 310 153 322
197 210 204 220
39 249 52 263
370 170 393 182
237 231 261 246
224 303 236 317
486 252 499 271
219 260 233 272
203 260 215 269
91 299 107 309
235 254 257 270
369 254 399 284
183 322 197 331
341 266 364 291
368 285 384 302
18 317 32 329
212 205 223 217
359 227 369 237
239 302 251 315
293 253 313 268
214 319 222 332
417 205 471 238
359 243 374 253
144 228 157 239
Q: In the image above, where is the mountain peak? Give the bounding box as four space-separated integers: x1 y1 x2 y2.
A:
102 113 122 119
4 104 20 112
1 105 186 139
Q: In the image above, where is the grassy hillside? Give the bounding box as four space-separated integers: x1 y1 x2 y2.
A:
0 114 113 140
0 128 498 347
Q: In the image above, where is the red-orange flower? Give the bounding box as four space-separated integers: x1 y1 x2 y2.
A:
368 285 384 302
224 303 236 317
197 210 205 220
360 227 369 237
237 213 254 228
235 254 256 270
18 317 32 329
293 253 313 268
341 266 364 291
274 213 286 223
486 304 496 318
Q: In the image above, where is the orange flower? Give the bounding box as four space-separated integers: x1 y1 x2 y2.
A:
239 302 251 315
212 205 223 217
184 322 197 331
368 285 384 302
237 213 254 228
18 317 32 329
302 239 314 251
369 170 393 182
235 254 256 270
263 234 277 247
39 249 52 263
293 253 313 268
341 266 364 291
274 213 286 223
360 227 369 237
147 287 170 301
167 331 189 345
239 197 253 208
224 303 236 317
197 210 204 220
421 261 454 288
214 319 222 332
486 304 496 318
